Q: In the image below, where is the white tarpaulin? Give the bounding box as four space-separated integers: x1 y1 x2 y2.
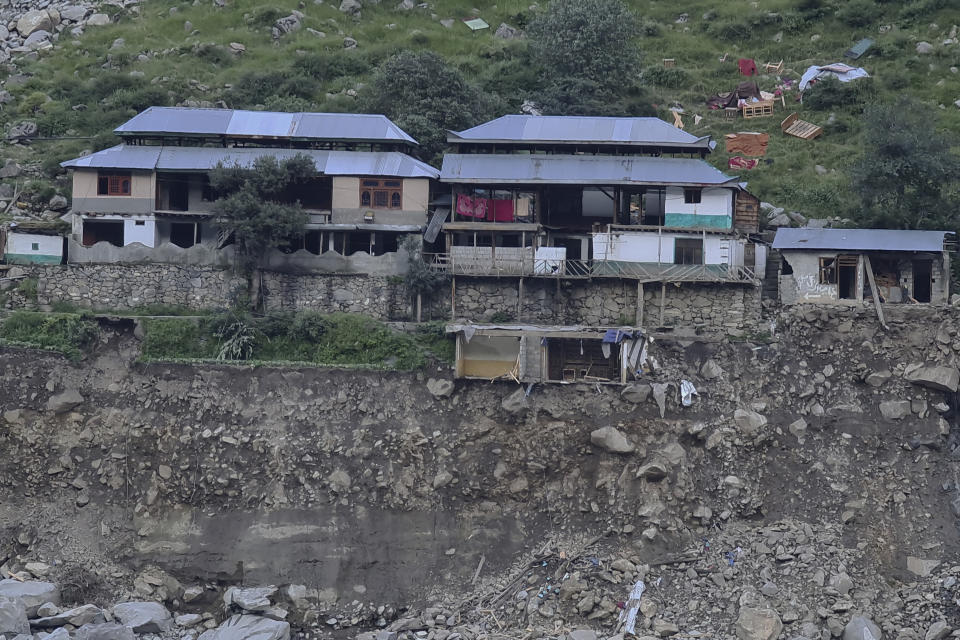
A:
799 63 870 91
619 580 646 635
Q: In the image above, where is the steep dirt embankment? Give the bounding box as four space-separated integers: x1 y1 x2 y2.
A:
0 305 958 639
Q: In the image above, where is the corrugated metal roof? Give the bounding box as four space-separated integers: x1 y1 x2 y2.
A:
440 154 738 186
114 107 417 144
773 228 951 252
60 145 162 169
61 145 439 178
450 115 710 147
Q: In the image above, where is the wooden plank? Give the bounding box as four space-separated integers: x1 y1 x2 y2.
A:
863 255 889 330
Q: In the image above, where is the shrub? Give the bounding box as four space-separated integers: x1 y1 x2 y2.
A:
0 311 99 359
836 0 875 28
289 310 327 342
643 66 689 88
141 318 210 359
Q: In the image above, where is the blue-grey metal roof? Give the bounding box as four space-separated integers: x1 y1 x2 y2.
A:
61 145 439 178
449 115 711 148
773 228 951 252
114 107 417 144
440 154 738 186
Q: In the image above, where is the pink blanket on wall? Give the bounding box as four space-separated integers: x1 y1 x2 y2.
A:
456 195 515 221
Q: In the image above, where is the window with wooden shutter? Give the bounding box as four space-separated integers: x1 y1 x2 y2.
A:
97 172 132 196
359 179 402 210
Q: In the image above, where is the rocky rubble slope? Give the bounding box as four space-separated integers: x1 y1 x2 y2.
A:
0 305 958 640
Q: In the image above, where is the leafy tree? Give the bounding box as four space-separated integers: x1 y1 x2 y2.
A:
361 51 496 164
527 0 642 115
401 235 448 321
210 154 313 276
849 97 959 230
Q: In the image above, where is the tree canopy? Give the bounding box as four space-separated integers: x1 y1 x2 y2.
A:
849 97 959 230
527 0 643 115
210 154 313 274
362 51 496 164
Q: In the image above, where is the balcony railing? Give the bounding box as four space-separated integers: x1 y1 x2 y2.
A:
425 253 757 283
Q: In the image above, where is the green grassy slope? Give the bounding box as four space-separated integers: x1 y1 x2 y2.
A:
4 0 959 220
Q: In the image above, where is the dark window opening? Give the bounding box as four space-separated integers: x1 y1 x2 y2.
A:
684 188 702 204
201 178 215 202
913 260 932 303
674 238 703 265
97 172 131 196
546 338 619 382
170 222 199 248
642 188 666 226
305 230 323 255
287 177 332 210
373 232 401 256
837 255 858 299
360 179 402 210
780 257 793 275
82 220 124 247
819 257 837 284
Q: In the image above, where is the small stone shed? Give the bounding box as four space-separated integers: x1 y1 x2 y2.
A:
773 228 953 305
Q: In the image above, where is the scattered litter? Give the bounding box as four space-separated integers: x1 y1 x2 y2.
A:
462 17 489 31
725 132 769 156
706 81 762 110
524 383 535 397
738 58 758 76
763 59 784 74
694 114 703 125
844 38 874 60
728 156 759 170
726 551 736 566
618 580 646 635
799 62 869 91
672 110 684 130
680 380 698 407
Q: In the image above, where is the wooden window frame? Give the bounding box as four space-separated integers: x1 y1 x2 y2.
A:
97 172 132 196
674 237 704 265
683 188 702 204
819 257 837 284
360 179 402 210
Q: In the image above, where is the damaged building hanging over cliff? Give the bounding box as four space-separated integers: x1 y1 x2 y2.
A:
773 228 954 305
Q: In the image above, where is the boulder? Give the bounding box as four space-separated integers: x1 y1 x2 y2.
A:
60 6 89 22
879 400 910 420
112 602 173 633
621 383 651 403
924 621 951 640
916 41 934 54
567 631 597 640
86 14 111 26
0 580 60 617
843 616 881 640
17 10 53 36
903 363 959 392
23 30 52 49
0 596 28 637
272 14 301 37
7 121 38 141
224 586 277 612
494 23 520 39
426 378 454 398
501 388 528 414
865 370 891 387
46 389 84 413
198 614 290 640
700 359 723 380
339 0 362 14
734 409 767 435
33 604 104 628
590 427 635 454
736 607 782 640
0 160 21 178
74 623 136 640
636 461 668 481
906 556 939 577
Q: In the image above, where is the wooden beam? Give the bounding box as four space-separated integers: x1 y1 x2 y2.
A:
863 255 889 330
451 275 456 320
636 281 644 327
659 283 666 327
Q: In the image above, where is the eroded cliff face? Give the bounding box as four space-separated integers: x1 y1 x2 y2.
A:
0 304 958 639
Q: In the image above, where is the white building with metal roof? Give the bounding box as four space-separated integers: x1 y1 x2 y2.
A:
60 108 439 273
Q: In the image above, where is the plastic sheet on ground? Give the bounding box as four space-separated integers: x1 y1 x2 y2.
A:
619 580 645 635
680 380 698 406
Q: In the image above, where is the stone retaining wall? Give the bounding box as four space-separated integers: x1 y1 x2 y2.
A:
452 277 761 331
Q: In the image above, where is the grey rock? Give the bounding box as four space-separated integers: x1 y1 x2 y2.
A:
224 586 277 612
60 6 89 22
636 461 668 481
903 363 959 392
843 616 881 640
590 426 635 454
33 604 104 628
621 383 651 403
48 195 69 210
46 389 84 413
906 556 939 577
788 418 807 442
7 121 38 141
700 359 723 380
494 23 520 39
865 370 891 387
879 399 911 420
17 10 53 37
0 596 28 637
432 469 453 489
501 388 528 414
426 378 454 398
44 628 70 640
272 14 301 37
176 614 204 628
112 602 173 633
0 92 12 105
734 408 767 435
768 213 792 227
651 382 668 418
916 41 934 54
24 30 52 49
568 631 597 640
924 621 951 640
0 160 21 178
0 580 60 617
339 0 362 14
197 614 290 640
343 36 358 48
87 14 111 27
440 18 454 28
736 607 782 640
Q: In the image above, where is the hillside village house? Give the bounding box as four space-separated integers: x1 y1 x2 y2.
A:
773 228 953 305
436 115 766 384
60 107 439 273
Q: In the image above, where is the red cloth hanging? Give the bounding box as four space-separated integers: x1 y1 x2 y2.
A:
738 58 758 76
487 199 515 222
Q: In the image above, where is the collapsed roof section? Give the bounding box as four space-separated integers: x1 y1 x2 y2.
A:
772 228 953 252
60 145 440 179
